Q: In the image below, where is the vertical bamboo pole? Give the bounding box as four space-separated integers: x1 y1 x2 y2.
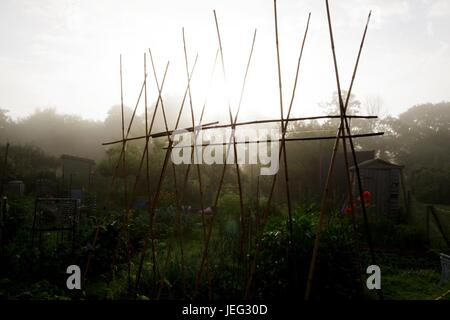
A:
150 58 170 291
193 16 257 298
0 142 9 255
102 57 149 288
84 58 162 288
273 0 297 289
0 142 9 197
426 206 430 245
134 54 200 295
130 67 168 200
147 49 185 299
305 2 379 300
180 50 218 212
143 52 159 291
178 50 219 298
182 28 214 299
119 55 132 288
245 12 311 299
144 52 150 240
207 10 246 293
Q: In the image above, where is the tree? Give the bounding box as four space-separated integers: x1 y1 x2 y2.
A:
0 108 11 143
322 90 362 116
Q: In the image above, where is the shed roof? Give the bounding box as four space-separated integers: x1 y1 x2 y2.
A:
350 158 403 170
60 154 95 165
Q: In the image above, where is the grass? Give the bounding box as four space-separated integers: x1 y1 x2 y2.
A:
383 268 450 300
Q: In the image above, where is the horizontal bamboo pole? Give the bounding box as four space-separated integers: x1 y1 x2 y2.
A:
102 115 377 146
165 131 384 149
102 121 219 146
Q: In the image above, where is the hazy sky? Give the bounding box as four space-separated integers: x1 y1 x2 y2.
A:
1 0 449 123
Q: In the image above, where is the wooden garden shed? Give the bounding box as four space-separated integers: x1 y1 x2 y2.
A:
351 158 405 220
60 154 95 196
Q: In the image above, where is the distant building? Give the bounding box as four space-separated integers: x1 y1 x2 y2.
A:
35 178 56 197
319 150 375 196
60 154 95 197
4 180 26 197
351 158 404 219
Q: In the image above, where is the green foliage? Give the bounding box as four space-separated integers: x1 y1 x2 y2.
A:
410 167 450 204
370 216 425 250
374 251 450 300
0 144 58 188
1 99 450 300
81 217 126 277
254 207 362 300
382 269 450 300
360 102 450 204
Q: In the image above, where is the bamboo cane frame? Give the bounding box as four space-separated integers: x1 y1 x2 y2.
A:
211 11 246 278
192 14 258 298
244 8 311 298
134 50 201 294
83 56 169 288
91 1 386 300
157 50 220 299
304 1 381 300
102 115 376 146
146 49 191 299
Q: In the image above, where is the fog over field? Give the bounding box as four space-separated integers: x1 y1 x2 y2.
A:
0 0 449 122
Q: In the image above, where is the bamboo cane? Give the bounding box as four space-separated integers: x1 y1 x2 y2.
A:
102 115 376 146
304 1 379 300
119 55 133 288
211 11 246 273
244 11 311 298
166 132 384 150
84 55 165 286
273 0 297 290
182 28 215 299
134 51 201 295
193 13 257 298
147 48 187 299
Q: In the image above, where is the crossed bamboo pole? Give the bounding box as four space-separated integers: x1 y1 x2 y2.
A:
90 0 385 301
304 0 382 300
244 5 311 298
83 54 152 286
273 1 295 280
157 49 221 299
192 12 258 298
166 132 383 150
158 50 219 299
85 51 201 293
133 51 200 296
83 53 174 288
102 115 376 146
212 10 246 273
125 59 170 292
134 47 202 294
115 57 170 293
147 48 192 297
